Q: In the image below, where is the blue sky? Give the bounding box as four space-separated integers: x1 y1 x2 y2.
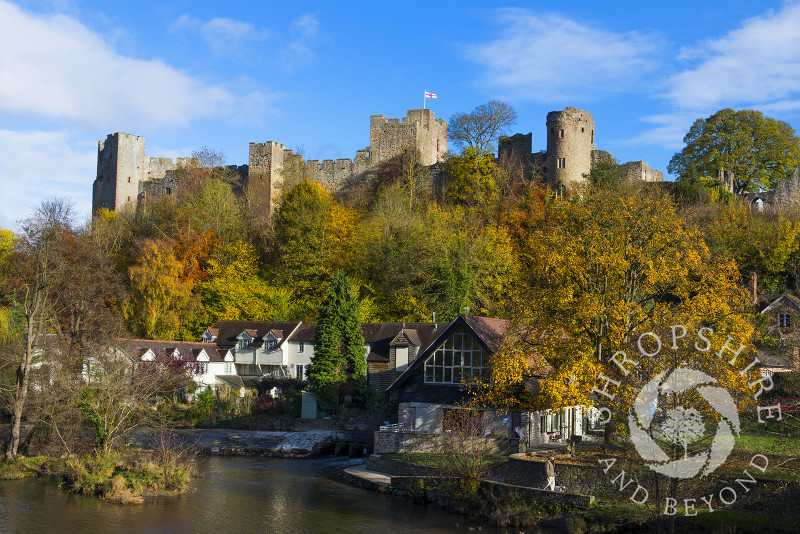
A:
2 0 800 229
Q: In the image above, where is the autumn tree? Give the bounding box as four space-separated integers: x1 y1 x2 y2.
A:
442 148 498 207
668 108 800 193
124 239 192 340
448 100 518 154
308 270 366 410
1 200 73 459
273 180 358 319
201 240 290 324
510 188 754 411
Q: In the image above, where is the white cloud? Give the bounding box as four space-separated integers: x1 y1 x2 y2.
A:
200 17 269 57
0 129 94 230
0 1 274 130
664 3 800 112
291 13 319 39
467 9 662 102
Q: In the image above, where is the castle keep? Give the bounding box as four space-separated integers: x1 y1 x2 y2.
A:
500 107 663 190
92 106 662 214
92 109 447 214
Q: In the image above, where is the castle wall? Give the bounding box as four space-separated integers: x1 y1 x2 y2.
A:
546 107 595 190
768 165 800 212
621 161 664 183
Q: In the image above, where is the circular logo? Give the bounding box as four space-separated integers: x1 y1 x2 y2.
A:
628 368 741 479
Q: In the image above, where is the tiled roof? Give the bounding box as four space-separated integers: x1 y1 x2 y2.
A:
117 339 224 362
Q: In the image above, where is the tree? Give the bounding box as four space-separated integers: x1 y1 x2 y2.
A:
124 239 191 340
2 200 73 460
200 240 287 323
442 148 498 207
510 188 754 411
308 270 366 410
668 109 800 193
273 180 358 319
448 100 518 155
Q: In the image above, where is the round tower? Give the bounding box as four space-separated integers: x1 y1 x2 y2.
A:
546 107 595 191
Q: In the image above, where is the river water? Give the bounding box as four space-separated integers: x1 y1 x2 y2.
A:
0 456 502 533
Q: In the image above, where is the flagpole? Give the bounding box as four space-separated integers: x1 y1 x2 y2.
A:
423 90 426 109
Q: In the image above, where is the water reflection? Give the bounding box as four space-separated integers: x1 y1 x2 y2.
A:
0 457 501 533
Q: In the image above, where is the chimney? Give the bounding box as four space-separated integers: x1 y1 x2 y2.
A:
432 312 437 331
749 272 757 305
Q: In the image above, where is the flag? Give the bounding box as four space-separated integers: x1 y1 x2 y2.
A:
424 92 437 99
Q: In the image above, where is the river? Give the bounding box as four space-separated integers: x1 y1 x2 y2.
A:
0 456 502 533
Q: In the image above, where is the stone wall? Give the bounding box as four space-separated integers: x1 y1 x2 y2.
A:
621 160 664 182
546 107 595 190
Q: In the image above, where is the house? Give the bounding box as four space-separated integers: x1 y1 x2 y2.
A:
752 272 800 378
203 321 316 383
202 320 445 391
381 314 588 452
362 322 441 390
114 338 235 393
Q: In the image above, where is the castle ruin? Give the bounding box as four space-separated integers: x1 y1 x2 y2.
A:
93 106 664 214
499 106 663 190
92 109 447 215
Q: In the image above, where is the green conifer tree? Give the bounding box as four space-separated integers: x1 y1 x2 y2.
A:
308 270 366 409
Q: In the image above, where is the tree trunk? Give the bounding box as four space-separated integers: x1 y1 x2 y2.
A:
5 307 39 461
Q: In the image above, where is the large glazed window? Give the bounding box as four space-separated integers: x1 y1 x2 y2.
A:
424 326 486 384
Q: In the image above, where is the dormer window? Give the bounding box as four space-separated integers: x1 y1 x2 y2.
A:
238 338 248 349
263 330 282 350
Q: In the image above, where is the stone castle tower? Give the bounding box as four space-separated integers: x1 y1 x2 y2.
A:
92 133 196 212
93 133 147 212
93 108 447 216
499 106 663 191
546 107 595 189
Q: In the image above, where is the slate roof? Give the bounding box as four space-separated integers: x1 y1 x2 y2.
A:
362 322 441 363
118 339 225 362
211 321 304 349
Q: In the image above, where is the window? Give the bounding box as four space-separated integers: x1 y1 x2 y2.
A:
557 158 566 169
127 176 131 183
765 369 773 379
166 187 172 195
779 313 792 328
225 362 233 374
197 362 208 375
238 338 249 350
423 326 486 383
296 365 304 380
298 342 304 353
581 127 585 133
559 128 564 138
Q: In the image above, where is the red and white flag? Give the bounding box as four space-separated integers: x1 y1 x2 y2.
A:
424 91 437 99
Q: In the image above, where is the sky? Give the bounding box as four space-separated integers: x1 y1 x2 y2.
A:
2 0 800 229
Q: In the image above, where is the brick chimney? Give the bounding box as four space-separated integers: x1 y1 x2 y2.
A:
748 272 757 305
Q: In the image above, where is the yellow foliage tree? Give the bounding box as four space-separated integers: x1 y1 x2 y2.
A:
124 239 191 340
201 241 287 323
502 188 755 413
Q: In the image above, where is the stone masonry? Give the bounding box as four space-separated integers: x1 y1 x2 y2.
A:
93 106 669 213
500 106 664 191
93 109 447 215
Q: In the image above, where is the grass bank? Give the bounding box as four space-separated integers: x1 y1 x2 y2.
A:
0 447 197 505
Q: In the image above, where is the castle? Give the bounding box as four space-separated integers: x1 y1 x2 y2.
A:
92 109 447 215
92 107 661 214
498 106 663 189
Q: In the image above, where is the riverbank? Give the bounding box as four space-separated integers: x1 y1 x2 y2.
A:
342 453 800 533
127 428 336 458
